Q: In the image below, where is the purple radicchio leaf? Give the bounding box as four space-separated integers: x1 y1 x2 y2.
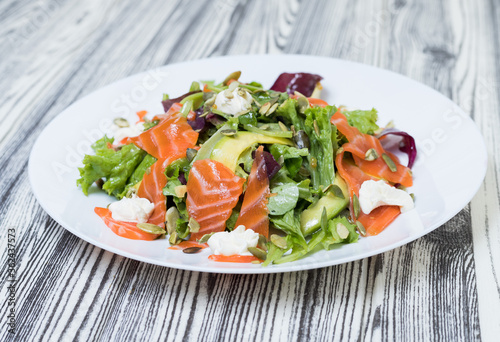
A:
270 72 323 97
205 112 226 127
252 149 282 180
178 172 187 185
187 107 206 132
377 128 417 169
162 90 201 113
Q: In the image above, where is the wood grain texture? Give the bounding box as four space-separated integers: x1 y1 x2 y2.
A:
0 0 497 341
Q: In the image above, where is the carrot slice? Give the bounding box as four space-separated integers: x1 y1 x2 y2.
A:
308 98 329 107
332 111 413 187
94 207 160 240
127 103 198 160
168 241 208 250
186 159 245 240
208 255 260 263
136 110 148 123
234 146 270 238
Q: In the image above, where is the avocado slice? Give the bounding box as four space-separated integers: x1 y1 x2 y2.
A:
300 174 349 236
210 131 292 171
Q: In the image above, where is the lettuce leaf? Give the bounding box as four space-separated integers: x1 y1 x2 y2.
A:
77 136 148 197
343 108 379 135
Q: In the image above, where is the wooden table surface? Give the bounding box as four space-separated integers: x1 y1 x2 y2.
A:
1 0 499 341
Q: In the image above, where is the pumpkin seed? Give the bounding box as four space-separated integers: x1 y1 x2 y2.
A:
197 232 215 244
203 92 215 101
336 147 344 155
113 118 129 128
410 193 415 201
186 148 198 162
382 153 397 172
336 223 350 239
297 96 309 113
221 129 237 136
258 234 268 251
165 207 180 234
223 89 234 99
137 223 166 235
223 71 241 85
270 234 288 249
169 231 180 245
278 121 289 132
228 81 240 92
251 260 262 264
188 218 200 233
183 247 202 254
352 194 361 218
248 247 267 260
365 148 379 161
252 97 262 108
330 184 345 199
356 221 367 236
294 130 310 149
259 102 271 115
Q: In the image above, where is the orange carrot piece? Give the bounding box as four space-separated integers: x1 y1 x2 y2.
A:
136 110 148 123
168 241 208 250
94 207 160 240
234 146 270 238
307 98 329 107
208 255 261 263
186 159 245 240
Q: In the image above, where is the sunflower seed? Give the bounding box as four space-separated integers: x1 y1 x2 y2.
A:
336 223 350 239
183 247 202 254
352 194 361 218
137 223 166 235
259 102 271 115
221 129 237 136
197 232 215 244
188 218 200 233
174 185 187 198
224 89 234 98
313 120 320 136
113 118 129 128
248 247 267 260
270 234 288 249
356 221 367 236
165 207 180 234
365 148 379 161
266 102 279 116
223 71 241 85
382 153 397 172
186 148 198 162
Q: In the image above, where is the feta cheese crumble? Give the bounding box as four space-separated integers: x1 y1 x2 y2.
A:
108 196 155 223
358 180 414 214
207 225 259 256
214 87 252 115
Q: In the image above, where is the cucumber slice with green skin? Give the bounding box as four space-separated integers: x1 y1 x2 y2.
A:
300 174 349 236
210 131 292 172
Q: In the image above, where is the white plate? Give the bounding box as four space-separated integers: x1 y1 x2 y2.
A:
29 55 487 274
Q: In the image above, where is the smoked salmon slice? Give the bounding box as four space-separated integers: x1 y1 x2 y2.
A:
335 149 401 236
94 207 160 240
137 158 168 226
234 146 270 238
331 111 412 187
186 159 245 240
127 103 198 160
